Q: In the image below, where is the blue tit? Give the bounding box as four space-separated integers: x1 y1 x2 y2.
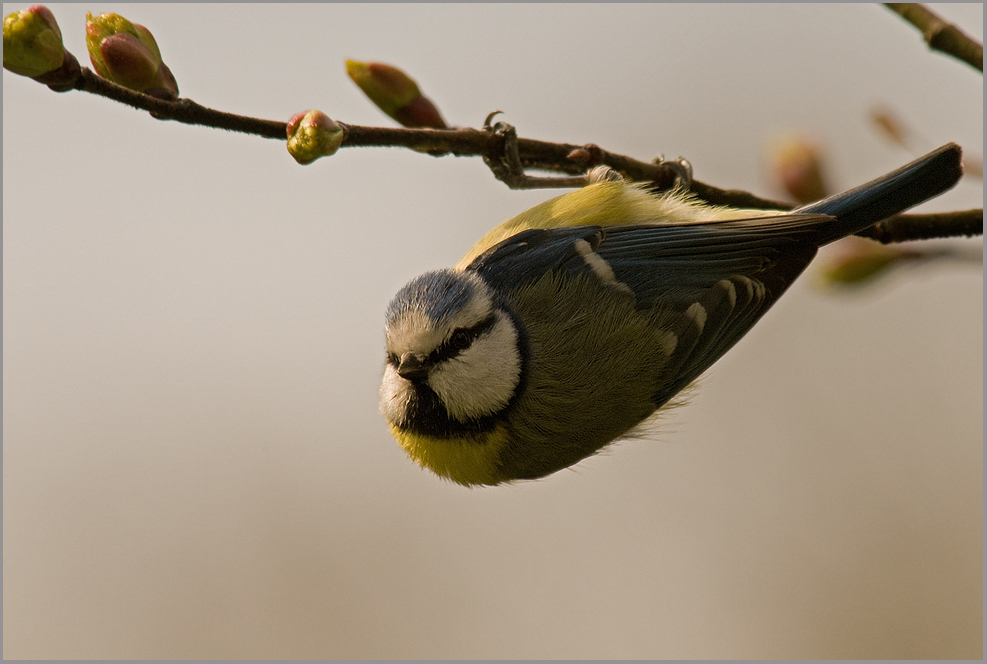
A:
380 143 963 486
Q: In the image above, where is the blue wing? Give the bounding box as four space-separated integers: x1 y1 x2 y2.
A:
595 215 829 307
463 143 963 407
466 226 607 292
465 214 835 407
466 214 833 306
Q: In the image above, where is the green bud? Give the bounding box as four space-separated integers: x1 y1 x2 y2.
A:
86 12 178 98
3 5 65 78
286 110 345 165
346 60 447 129
818 239 921 288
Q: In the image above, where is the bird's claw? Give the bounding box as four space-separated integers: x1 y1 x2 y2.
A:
482 115 598 190
654 154 694 189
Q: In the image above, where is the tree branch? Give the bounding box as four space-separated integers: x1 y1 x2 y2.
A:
31 62 979 244
66 64 791 209
885 3 984 72
856 209 983 243
76 68 286 138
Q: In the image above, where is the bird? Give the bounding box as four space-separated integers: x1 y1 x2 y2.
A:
379 143 964 486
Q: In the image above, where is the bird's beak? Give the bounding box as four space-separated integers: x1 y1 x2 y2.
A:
397 353 429 382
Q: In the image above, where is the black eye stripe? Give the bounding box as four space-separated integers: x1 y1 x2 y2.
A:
429 314 497 364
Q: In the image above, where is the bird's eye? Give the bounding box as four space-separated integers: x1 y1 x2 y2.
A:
449 329 472 351
386 352 399 366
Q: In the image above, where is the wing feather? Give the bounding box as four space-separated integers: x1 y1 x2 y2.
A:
465 214 835 406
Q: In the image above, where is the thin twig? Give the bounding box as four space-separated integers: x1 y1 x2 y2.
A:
885 3 984 72
69 64 791 209
857 209 984 243
78 69 286 139
31 62 979 243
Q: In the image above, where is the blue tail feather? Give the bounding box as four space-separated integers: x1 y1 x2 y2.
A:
797 143 963 245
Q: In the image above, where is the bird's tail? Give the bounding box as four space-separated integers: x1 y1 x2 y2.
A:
796 142 964 245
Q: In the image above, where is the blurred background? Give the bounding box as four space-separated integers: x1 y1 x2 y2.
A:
3 3 982 658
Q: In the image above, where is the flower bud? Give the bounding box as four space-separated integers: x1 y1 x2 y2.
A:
31 49 80 92
3 5 65 78
346 60 447 129
393 95 447 130
286 110 345 165
767 134 828 205
567 148 593 164
86 12 178 99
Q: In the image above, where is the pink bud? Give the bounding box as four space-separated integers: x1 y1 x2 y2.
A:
85 12 178 97
393 95 447 129
100 33 159 89
767 134 828 205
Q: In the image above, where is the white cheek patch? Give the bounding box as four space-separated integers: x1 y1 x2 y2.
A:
379 364 414 425
428 311 521 421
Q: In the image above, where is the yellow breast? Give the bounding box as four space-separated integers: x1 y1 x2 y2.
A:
390 422 512 486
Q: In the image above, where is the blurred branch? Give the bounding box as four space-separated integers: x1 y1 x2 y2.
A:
885 3 984 72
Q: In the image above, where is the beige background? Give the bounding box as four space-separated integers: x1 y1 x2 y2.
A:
3 3 982 659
